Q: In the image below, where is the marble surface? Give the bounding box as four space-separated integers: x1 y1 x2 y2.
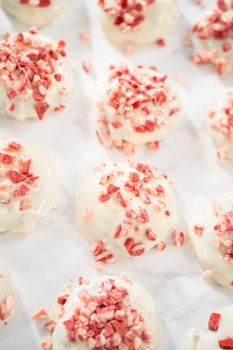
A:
0 0 232 349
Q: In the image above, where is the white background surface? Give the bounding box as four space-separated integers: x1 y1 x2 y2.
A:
0 0 232 349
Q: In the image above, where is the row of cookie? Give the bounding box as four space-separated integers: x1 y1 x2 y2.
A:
1 269 232 349
0 27 232 159
0 136 232 289
2 0 233 75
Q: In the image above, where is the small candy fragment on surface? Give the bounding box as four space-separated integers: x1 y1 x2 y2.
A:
82 59 91 74
218 338 233 349
202 270 214 280
20 198 33 211
33 309 48 320
171 229 185 247
208 312 221 331
156 241 167 251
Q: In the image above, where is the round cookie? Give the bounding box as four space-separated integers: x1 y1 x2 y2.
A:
189 192 233 289
38 275 162 350
91 65 182 155
97 0 178 46
75 161 178 262
0 264 16 326
192 0 233 74
1 0 69 27
0 137 58 234
209 89 233 160
182 306 233 350
0 27 72 121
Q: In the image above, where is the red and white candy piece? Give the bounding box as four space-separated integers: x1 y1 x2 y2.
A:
189 191 233 289
0 264 16 326
0 137 57 234
192 0 233 74
182 306 233 350
0 28 72 121
75 161 178 262
97 0 178 46
2 0 70 26
35 275 162 350
91 64 182 155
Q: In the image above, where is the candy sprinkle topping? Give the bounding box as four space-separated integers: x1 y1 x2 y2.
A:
0 141 39 211
35 277 154 350
192 0 233 73
0 28 67 119
98 0 155 32
87 161 174 264
209 91 233 143
96 65 181 154
19 0 51 7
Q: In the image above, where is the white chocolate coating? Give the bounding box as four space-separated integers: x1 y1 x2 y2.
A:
49 275 162 350
189 192 233 289
0 264 16 326
182 306 233 350
209 89 233 160
97 0 178 46
0 137 58 234
1 0 70 27
91 65 182 153
75 161 178 260
0 31 72 121
193 1 233 73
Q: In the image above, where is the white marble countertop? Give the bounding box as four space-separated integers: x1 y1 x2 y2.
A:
0 0 232 349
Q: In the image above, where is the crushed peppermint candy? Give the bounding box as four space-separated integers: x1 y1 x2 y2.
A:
0 293 16 324
95 65 181 154
193 1 233 41
171 229 185 247
19 0 51 7
192 0 233 73
219 338 233 349
208 312 221 331
98 0 155 32
0 28 68 120
0 140 39 211
35 277 155 350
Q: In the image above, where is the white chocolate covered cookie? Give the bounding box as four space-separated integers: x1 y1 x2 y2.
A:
0 264 16 326
97 0 178 46
35 275 162 350
193 0 233 74
91 65 182 155
75 161 178 263
0 28 72 121
0 137 58 234
189 192 233 289
209 89 233 160
2 0 69 27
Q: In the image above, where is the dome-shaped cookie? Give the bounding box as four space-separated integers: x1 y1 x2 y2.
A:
209 89 233 160
0 137 57 233
0 28 72 121
2 0 69 27
37 275 162 350
189 192 233 289
97 0 178 46
91 65 182 155
0 264 16 326
193 0 233 74
75 161 178 262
